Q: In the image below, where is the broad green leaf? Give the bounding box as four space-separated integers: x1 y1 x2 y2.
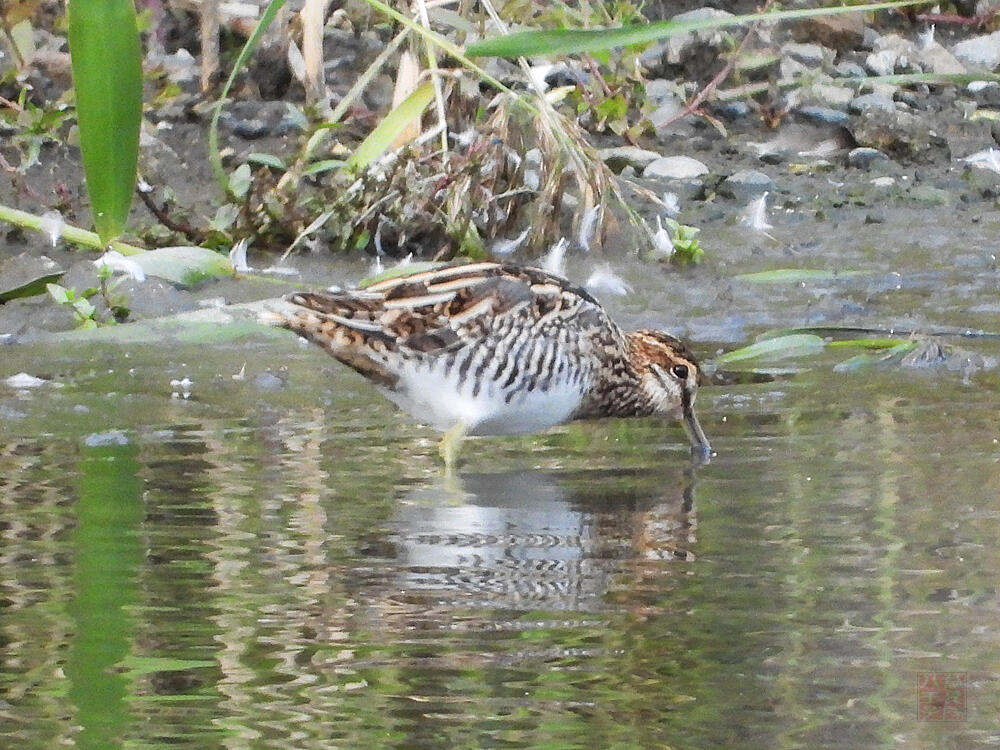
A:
246 152 287 169
358 261 445 288
46 283 71 304
0 253 64 302
465 1 922 58
228 164 252 199
130 246 232 287
833 342 918 372
347 82 435 172
68 0 142 242
714 334 826 366
827 337 906 350
302 159 347 176
735 268 864 284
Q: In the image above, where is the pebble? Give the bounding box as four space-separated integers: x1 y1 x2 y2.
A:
598 146 662 172
708 100 751 120
796 107 850 126
643 155 710 180
781 42 829 66
84 430 130 447
848 147 890 170
848 93 896 114
719 170 774 201
951 31 1000 70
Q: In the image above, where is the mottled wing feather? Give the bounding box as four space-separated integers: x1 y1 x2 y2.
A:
271 262 622 389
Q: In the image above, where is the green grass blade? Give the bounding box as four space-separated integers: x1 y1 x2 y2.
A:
67 0 143 243
466 1 922 58
208 0 287 188
346 82 435 172
714 334 826 366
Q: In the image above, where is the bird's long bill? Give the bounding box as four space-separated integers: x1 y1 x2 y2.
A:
681 397 711 460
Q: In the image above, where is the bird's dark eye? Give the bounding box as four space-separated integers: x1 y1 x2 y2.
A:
671 364 689 380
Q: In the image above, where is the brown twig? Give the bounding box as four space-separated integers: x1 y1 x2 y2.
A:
916 7 1000 28
136 187 207 243
0 94 23 113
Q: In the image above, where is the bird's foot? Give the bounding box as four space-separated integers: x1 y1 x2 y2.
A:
438 423 468 474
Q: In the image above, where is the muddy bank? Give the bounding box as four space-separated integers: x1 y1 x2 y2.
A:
3 4 1000 344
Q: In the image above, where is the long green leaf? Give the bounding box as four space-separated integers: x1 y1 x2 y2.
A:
466 1 922 58
131 246 232 287
714 334 826 366
67 0 143 243
346 82 435 172
735 269 865 284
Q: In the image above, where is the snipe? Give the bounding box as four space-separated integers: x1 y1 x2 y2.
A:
263 262 711 468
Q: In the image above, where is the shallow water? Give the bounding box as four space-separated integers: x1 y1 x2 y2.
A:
3 211 1000 749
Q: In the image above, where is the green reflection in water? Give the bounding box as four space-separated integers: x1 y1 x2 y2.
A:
66 442 143 750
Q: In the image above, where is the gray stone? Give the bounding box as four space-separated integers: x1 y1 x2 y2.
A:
644 78 681 108
0 252 64 303
253 371 286 391
796 106 850 126
849 109 949 162
919 41 966 75
849 93 896 114
599 146 663 172
811 83 854 108
952 31 1000 70
781 42 830 66
708 100 751 120
848 147 890 170
84 430 130 447
719 170 774 200
834 60 867 79
663 7 735 64
908 185 951 205
643 155 710 180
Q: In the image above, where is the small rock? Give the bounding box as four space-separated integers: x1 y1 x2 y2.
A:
848 93 896 114
848 147 890 170
663 7 734 65
708 100 751 120
5 373 47 388
849 109 949 162
791 12 865 52
599 146 662 173
811 83 855 109
908 185 951 205
864 210 887 224
252 371 286 391
643 155 710 180
719 170 774 200
644 78 681 108
84 430 130 447
796 106 850 126
919 41 966 76
781 42 830 66
865 48 899 76
952 31 1000 70
833 60 867 79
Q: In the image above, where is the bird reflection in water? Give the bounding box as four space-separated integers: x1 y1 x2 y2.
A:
369 465 699 615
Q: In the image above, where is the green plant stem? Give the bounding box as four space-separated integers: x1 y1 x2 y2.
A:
0 204 145 255
208 0 287 189
276 28 411 193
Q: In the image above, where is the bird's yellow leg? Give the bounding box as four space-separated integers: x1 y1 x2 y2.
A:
438 423 468 474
